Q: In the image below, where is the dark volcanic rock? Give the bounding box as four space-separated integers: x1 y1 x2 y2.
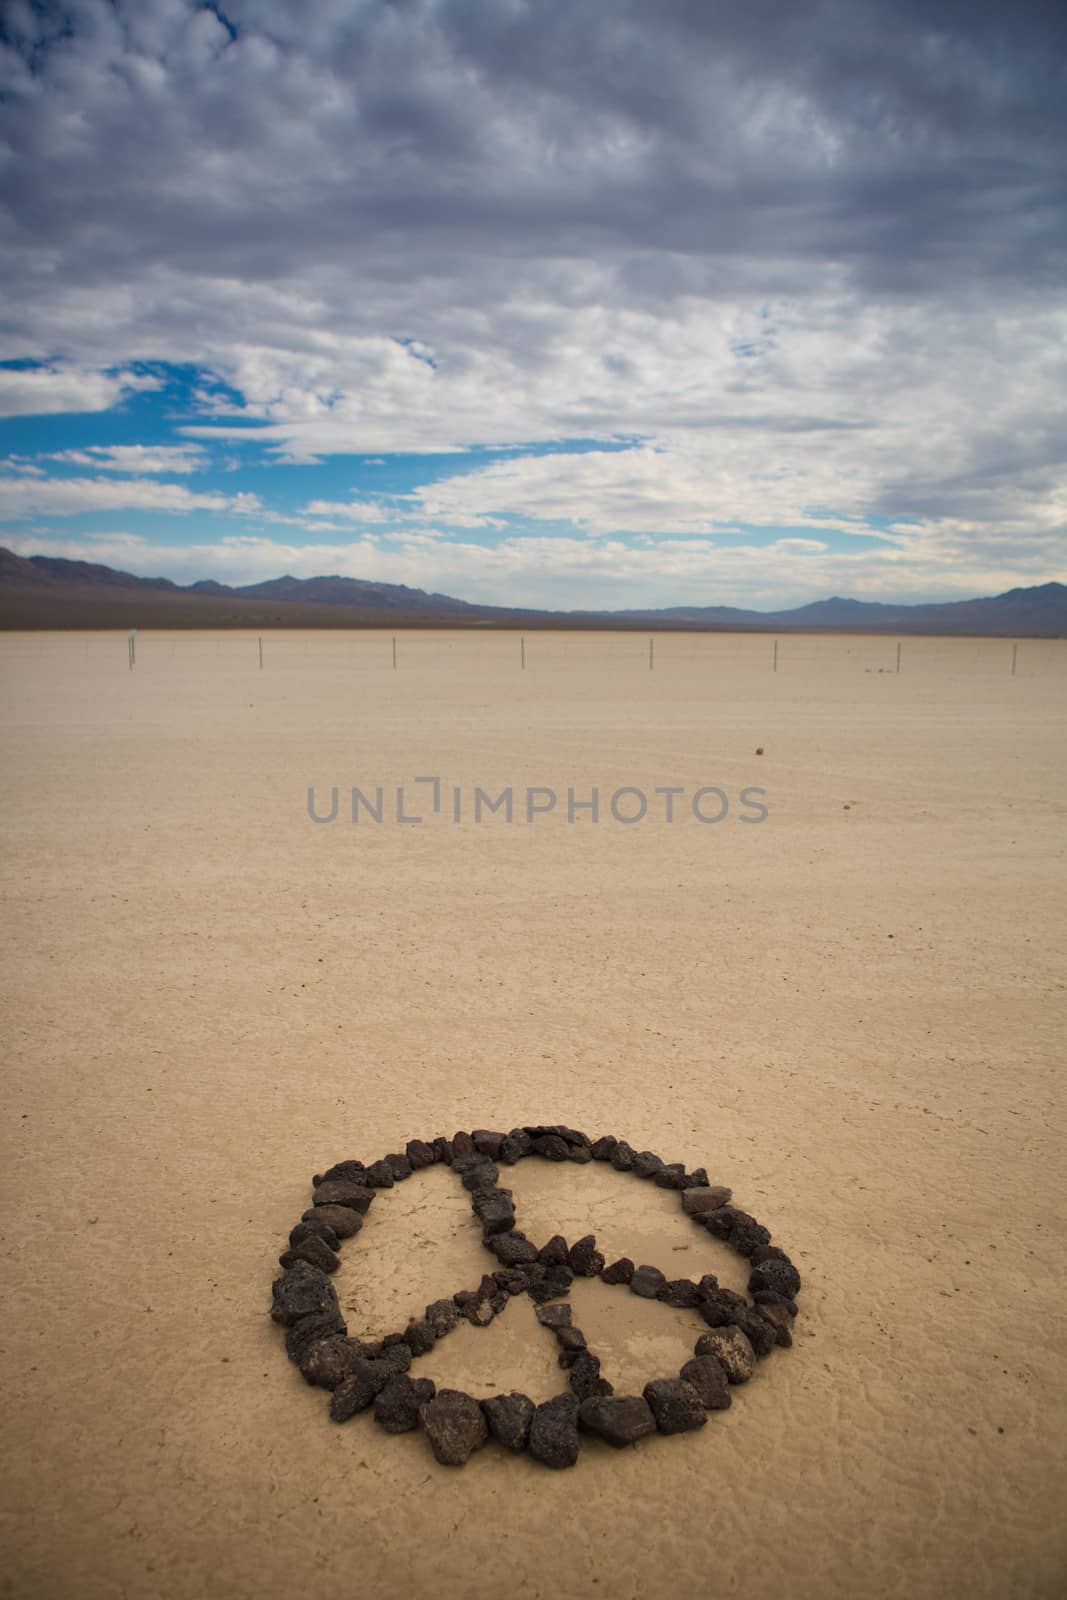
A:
600 1257 635 1285
681 1185 733 1216
500 1129 534 1163
538 1234 570 1266
643 1377 707 1434
431 1136 454 1165
535 1303 572 1329
750 1243 791 1266
733 1307 779 1358
303 1204 364 1239
493 1268 530 1296
421 1389 488 1465
482 1392 535 1451
590 1136 618 1161
299 1335 369 1390
631 1150 664 1179
655 1278 703 1309
753 1289 798 1317
568 1351 613 1401
472 1129 506 1159
278 1235 340 1274
554 1126 592 1149
375 1342 413 1378
403 1319 438 1356
312 1180 374 1213
315 1159 367 1186
630 1264 667 1300
284 1308 346 1363
567 1143 593 1164
461 1298 496 1327
700 1206 770 1250
749 1257 802 1299
374 1374 436 1432
695 1326 756 1383
454 1276 495 1307
489 1231 540 1266
756 1303 794 1347
458 1158 498 1192
405 1138 436 1169
288 1217 341 1252
698 1287 750 1328
683 1168 709 1187
527 1265 573 1304
554 1326 587 1361
652 1163 688 1190
568 1235 605 1277
531 1134 570 1161
529 1393 580 1469
732 1223 774 1257
451 1131 476 1159
680 1355 732 1410
578 1394 657 1447
610 1140 636 1171
472 1188 515 1235
384 1152 413 1181
329 1358 393 1420
270 1262 339 1326
425 1298 461 1336
362 1160 395 1189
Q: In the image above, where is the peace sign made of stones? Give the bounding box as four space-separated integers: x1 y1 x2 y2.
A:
271 1125 802 1468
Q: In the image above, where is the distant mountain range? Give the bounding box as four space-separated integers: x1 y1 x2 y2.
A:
1 545 1064 635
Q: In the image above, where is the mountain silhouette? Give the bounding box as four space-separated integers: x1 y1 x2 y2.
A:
1 547 1063 634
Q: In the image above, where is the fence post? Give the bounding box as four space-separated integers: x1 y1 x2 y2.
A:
773 638 778 673
1011 642 1017 677
128 629 136 670
896 640 901 674
649 637 654 671
392 635 397 670
258 636 263 671
521 635 525 671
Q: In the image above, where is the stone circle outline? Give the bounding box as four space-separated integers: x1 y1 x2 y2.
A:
270 1125 802 1467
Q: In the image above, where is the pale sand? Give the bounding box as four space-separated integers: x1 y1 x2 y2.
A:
1 628 1065 1600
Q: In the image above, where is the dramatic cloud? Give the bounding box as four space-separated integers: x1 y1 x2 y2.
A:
1 0 1064 603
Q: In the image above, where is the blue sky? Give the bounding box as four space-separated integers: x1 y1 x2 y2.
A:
1 1 1065 610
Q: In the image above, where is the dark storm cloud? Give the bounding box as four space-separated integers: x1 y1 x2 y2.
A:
1 0 1064 299
0 0 1065 595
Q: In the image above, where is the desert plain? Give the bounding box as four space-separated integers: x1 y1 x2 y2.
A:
1 626 1065 1600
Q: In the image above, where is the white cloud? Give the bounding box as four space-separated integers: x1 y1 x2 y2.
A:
301 498 394 524
400 441 861 536
0 472 260 518
0 364 160 419
42 444 207 474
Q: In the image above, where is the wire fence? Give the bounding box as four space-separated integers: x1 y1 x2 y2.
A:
0 628 1063 679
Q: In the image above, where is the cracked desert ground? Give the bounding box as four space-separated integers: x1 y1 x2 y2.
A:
1 627 1065 1600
